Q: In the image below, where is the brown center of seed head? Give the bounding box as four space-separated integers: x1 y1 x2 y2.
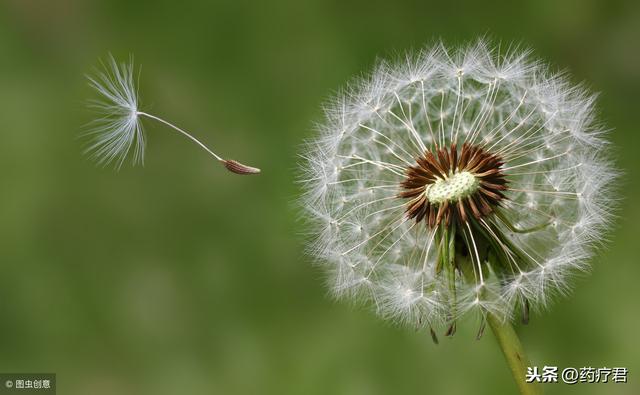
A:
399 143 508 228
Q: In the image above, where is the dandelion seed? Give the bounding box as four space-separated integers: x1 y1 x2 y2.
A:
84 55 260 174
300 40 618 333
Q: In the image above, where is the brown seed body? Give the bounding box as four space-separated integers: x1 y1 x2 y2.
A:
223 159 261 175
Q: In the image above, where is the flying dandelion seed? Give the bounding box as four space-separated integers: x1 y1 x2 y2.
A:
300 40 617 339
84 55 260 174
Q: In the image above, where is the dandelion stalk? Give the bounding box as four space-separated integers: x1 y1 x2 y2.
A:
455 250 541 395
84 55 260 174
486 313 542 395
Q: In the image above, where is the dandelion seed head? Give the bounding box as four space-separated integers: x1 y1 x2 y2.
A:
300 40 618 331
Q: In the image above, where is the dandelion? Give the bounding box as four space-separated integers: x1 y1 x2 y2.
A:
301 40 617 394
84 55 260 174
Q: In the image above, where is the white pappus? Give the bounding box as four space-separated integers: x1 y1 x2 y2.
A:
300 40 617 337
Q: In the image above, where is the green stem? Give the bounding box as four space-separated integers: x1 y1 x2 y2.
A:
486 313 542 395
450 222 541 394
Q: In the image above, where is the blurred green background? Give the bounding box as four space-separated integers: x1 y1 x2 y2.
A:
0 0 638 394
